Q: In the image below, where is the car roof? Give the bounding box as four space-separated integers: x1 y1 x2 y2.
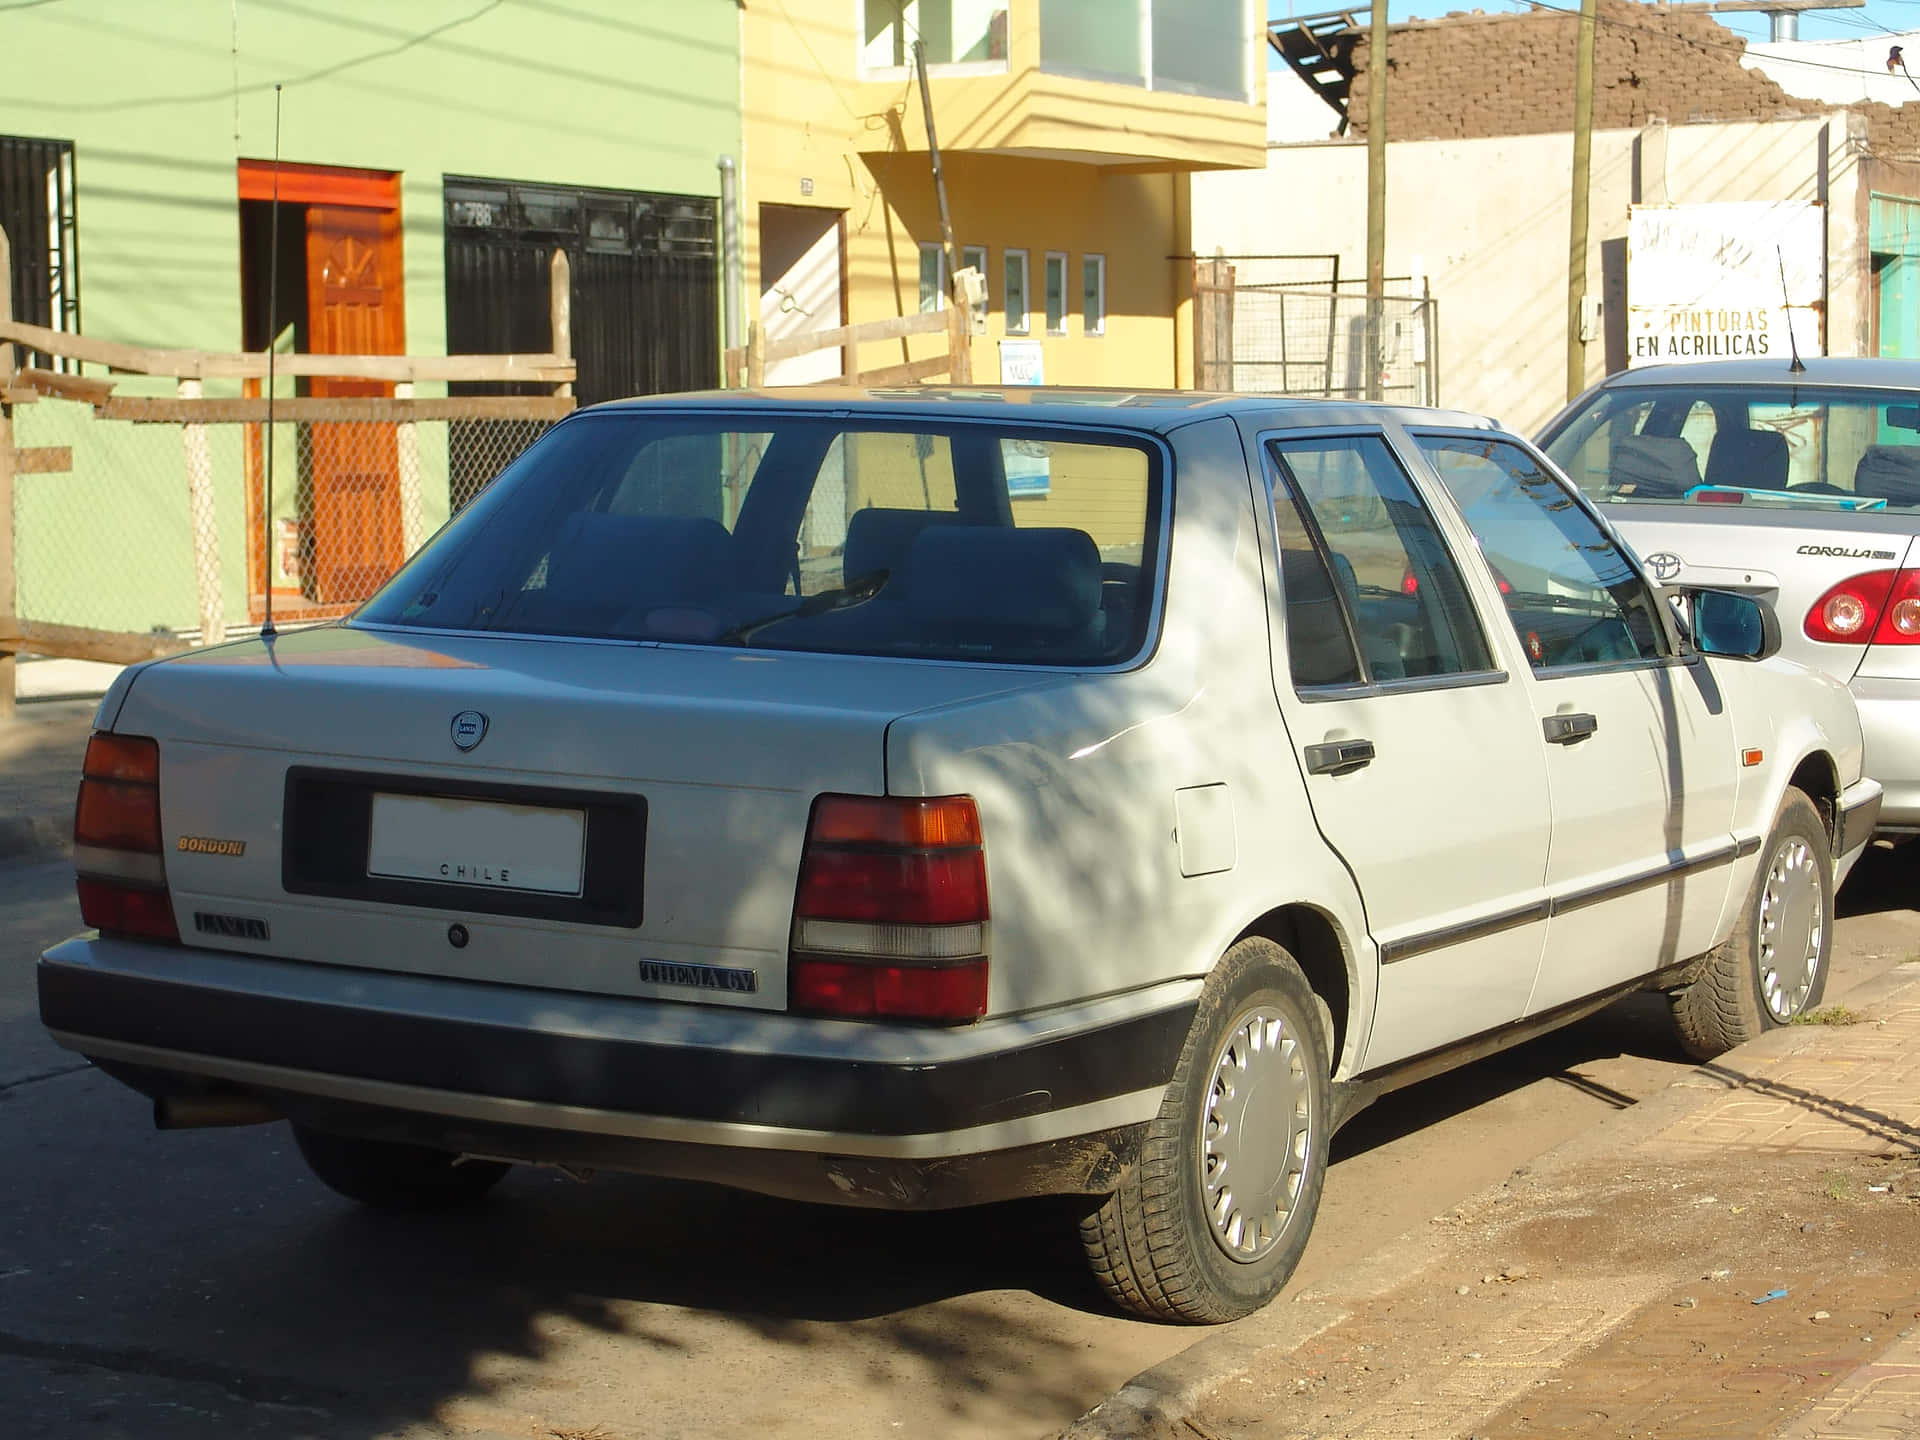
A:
586 386 1504 438
1595 357 1920 391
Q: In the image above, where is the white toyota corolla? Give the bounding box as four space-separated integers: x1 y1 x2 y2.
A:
40 390 1878 1323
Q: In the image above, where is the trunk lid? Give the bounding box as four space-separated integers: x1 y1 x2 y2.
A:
1603 502 1920 682
114 624 1056 1010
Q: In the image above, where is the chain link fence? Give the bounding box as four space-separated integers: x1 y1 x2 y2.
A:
10 394 553 641
1230 288 1439 406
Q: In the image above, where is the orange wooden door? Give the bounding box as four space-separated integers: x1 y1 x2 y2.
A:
307 203 405 605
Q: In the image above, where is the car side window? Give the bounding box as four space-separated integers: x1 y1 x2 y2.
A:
1267 434 1496 686
1413 434 1671 670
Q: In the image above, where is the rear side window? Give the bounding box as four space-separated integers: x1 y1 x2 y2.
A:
1267 434 1495 687
1415 434 1669 670
358 414 1161 667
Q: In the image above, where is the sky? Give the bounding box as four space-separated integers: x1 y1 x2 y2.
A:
1264 0 1920 49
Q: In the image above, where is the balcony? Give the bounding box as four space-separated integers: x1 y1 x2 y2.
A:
854 0 1265 170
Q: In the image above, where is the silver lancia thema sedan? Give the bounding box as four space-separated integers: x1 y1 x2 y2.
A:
41 390 1878 1323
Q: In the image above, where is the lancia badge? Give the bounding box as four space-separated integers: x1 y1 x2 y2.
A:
450 710 490 752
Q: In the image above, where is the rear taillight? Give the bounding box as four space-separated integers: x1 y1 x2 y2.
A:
1803 569 1914 645
789 795 988 1023
73 733 177 942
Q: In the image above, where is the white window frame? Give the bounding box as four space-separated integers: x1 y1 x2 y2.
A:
960 243 989 327
857 0 1012 79
918 241 947 313
1044 251 1069 336
1082 253 1107 337
1003 248 1030 335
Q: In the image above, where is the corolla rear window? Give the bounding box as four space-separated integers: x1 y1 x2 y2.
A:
356 413 1163 666
1541 384 1920 513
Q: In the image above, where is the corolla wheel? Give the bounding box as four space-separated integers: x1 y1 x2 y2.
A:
1200 1005 1313 1263
1757 834 1825 1023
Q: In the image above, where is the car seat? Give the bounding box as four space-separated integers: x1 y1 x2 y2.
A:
1854 446 1920 505
904 525 1105 656
535 512 736 630
842 507 968 586
1704 428 1789 492
1609 435 1702 499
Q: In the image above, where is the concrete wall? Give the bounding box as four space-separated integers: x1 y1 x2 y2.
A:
1193 115 1861 437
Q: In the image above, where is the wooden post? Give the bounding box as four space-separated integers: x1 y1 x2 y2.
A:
177 378 226 646
745 321 766 389
1567 0 1597 401
1194 259 1236 391
549 248 573 400
0 222 16 717
1365 0 1388 402
944 299 973 386
394 381 425 556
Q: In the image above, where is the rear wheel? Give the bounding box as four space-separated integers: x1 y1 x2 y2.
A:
293 1125 509 1212
1079 937 1331 1323
1670 787 1833 1060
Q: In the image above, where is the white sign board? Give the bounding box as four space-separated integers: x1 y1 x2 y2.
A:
1626 202 1823 367
999 339 1045 385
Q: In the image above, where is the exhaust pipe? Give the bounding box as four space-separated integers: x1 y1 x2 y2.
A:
153 1094 282 1130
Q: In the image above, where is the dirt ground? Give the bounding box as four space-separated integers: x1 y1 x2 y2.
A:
1192 1144 1920 1439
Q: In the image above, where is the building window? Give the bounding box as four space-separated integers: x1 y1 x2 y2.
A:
1004 248 1030 334
1082 253 1106 336
918 241 946 312
1038 0 1252 101
1045 251 1068 335
863 2 1010 73
0 134 80 371
961 243 988 327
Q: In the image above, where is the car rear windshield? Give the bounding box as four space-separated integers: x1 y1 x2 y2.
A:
356 411 1163 666
1541 384 1920 513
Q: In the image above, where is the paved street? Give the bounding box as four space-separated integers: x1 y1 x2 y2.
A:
2 706 1917 1438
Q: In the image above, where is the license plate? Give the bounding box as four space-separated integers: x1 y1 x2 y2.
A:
367 793 586 897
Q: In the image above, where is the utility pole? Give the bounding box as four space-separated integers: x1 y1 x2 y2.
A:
1365 0 1387 401
1567 0 1597 401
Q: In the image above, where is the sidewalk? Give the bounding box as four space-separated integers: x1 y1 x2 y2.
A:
1063 966 1920 1440
0 697 97 859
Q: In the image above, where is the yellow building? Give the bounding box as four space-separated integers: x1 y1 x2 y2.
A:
740 2 1267 391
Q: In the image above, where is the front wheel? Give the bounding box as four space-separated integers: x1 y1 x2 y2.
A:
1670 787 1833 1060
1079 937 1331 1324
293 1125 510 1212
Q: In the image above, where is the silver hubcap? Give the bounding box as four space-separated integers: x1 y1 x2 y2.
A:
1757 836 1824 1022
1200 1006 1313 1264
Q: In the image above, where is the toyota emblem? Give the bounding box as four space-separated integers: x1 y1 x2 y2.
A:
1643 551 1684 582
450 710 490 752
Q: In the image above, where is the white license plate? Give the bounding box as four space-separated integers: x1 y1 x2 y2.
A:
367 793 586 897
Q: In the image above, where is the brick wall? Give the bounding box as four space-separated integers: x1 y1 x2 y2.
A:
1347 1 1920 156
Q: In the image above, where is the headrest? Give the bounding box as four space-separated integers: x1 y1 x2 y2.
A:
1610 435 1701 499
1855 446 1920 505
905 526 1101 633
544 512 734 613
1280 547 1359 687
843 507 965 585
1705 428 1789 491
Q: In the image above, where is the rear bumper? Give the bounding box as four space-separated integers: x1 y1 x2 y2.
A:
1850 676 1920 831
38 937 1195 1209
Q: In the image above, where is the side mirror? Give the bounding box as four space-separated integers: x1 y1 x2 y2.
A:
1687 589 1781 661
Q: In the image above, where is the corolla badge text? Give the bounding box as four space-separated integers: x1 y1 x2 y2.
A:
450 710 490 752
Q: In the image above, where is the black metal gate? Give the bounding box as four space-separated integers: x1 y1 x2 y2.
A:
443 176 719 507
0 133 79 370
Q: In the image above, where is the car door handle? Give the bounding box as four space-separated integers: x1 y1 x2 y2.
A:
1304 739 1376 776
1543 712 1599 745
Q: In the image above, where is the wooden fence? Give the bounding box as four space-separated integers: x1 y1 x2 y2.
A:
0 227 576 716
723 302 973 389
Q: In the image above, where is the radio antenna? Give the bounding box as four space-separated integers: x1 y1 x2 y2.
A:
1777 244 1806 375
261 82 283 639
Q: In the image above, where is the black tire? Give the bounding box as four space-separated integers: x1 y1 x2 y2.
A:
293 1124 509 1212
1670 787 1833 1061
1079 937 1331 1324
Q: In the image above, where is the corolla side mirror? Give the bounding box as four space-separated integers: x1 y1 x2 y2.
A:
1686 589 1781 661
